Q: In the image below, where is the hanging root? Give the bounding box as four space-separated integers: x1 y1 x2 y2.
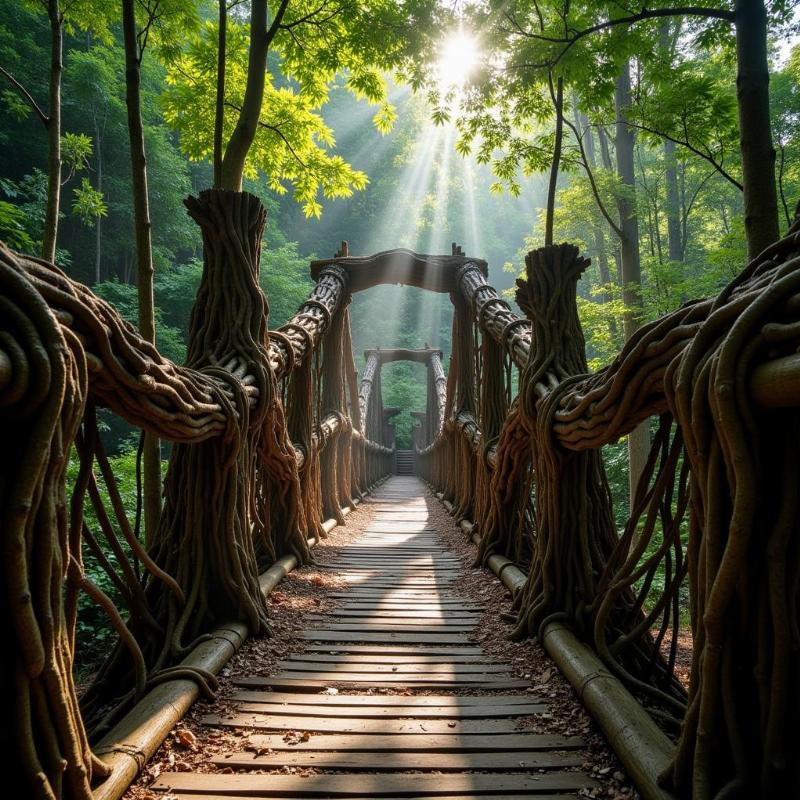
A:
0 241 95 799
663 230 800 797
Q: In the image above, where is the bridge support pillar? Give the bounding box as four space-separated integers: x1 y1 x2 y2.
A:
510 244 617 639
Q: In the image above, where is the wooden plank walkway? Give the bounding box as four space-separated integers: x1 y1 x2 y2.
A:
152 476 597 799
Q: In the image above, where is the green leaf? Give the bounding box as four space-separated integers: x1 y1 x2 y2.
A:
71 177 106 225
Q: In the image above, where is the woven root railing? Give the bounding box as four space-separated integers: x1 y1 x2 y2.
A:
418 225 800 798
0 189 391 800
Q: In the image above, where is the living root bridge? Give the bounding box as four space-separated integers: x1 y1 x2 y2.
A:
7 196 800 800
0 189 392 800
419 225 800 797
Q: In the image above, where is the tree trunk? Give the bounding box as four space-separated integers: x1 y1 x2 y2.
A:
657 22 683 263
146 190 275 649
734 0 779 259
42 0 62 263
580 111 617 337
512 244 618 639
544 76 564 247
615 62 650 508
94 113 103 283
664 139 682 261
213 0 226 188
597 125 624 283
122 0 161 546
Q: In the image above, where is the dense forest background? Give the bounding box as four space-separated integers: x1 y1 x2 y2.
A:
2 0 799 451
0 0 544 451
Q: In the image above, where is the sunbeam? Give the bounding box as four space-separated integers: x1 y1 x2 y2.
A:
436 30 481 93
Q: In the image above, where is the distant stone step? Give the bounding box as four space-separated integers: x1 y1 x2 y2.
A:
395 449 416 475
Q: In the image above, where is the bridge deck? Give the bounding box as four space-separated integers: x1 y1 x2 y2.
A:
150 477 598 799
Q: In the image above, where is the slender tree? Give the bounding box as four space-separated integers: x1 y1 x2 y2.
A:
516 0 782 258
213 0 227 188
219 0 290 191
733 0 778 256
42 0 62 262
0 0 62 261
121 0 160 545
614 62 650 499
0 1 115 262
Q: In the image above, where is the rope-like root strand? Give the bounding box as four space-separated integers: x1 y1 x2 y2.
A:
81 190 277 733
511 244 618 640
591 414 689 720
286 349 324 543
0 242 95 799
472 334 509 547
420 227 800 795
449 295 478 520
664 233 800 796
1 184 391 798
475 401 535 568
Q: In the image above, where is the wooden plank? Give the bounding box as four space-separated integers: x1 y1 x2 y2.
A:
278 653 496 664
166 795 577 800
332 607 480 614
333 596 487 615
365 500 427 504
274 662 512 675
332 558 459 564
315 556 459 574
336 574 462 581
202 714 527 734
325 562 459 568
337 544 442 550
333 553 449 556
228 677 531 691
337 575 458 581
334 608 483 615
294 644 485 655
364 526 437 532
233 702 546 718
331 559 457 564
234 731 584 752
310 613 479 622
300 633 474 645
336 578 457 584
348 548 444 552
274 670 516 682
337 600 484 608
330 581 459 601
343 548 443 552
213 750 583 771
329 591 465 598
330 567 461 588
152 770 597 795
329 585 459 592
333 567 459 572
319 616 479 624
227 693 542 707
304 623 475 633
354 544 447 555
334 584 457 592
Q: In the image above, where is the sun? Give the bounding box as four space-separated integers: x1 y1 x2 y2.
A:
436 31 481 93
